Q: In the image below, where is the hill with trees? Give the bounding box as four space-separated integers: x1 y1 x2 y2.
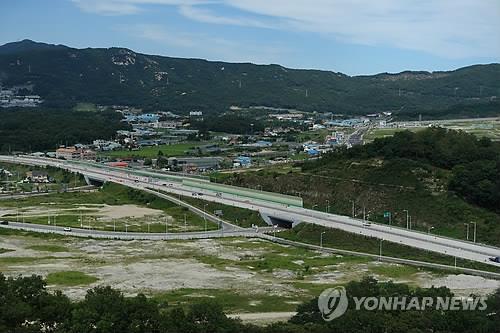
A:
220 128 500 246
1 40 499 116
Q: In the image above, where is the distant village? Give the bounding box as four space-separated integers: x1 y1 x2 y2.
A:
15 103 396 174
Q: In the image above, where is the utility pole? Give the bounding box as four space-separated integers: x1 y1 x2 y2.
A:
351 200 355 218
464 223 469 241
326 200 330 213
379 240 383 261
320 231 326 248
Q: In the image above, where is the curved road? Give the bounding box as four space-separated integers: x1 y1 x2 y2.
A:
1 155 499 267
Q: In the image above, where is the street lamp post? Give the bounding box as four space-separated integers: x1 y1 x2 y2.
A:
320 231 326 248
471 222 477 243
326 200 330 213
204 203 208 232
351 200 355 218
403 209 409 229
311 204 318 217
427 226 434 234
379 239 383 261
464 223 469 240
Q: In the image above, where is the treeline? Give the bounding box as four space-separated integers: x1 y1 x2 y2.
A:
0 108 129 152
1 274 499 333
306 128 500 212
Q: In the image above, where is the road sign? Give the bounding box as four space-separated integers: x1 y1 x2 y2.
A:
383 211 391 218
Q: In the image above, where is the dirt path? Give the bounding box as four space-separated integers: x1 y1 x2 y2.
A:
228 312 297 324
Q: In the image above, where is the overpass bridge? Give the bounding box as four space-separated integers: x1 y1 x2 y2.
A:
1 155 499 267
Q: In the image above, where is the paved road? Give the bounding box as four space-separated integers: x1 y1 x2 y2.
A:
347 126 369 146
0 221 262 240
1 155 499 267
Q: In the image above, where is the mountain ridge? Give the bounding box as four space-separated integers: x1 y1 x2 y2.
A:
0 40 499 115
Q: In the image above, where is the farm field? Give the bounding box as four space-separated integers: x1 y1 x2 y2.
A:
365 117 500 142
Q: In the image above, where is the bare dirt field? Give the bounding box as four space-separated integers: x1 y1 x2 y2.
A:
1 233 499 316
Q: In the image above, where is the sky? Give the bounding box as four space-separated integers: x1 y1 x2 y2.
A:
1 0 499 75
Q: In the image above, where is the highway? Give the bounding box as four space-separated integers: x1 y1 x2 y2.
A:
1 155 499 266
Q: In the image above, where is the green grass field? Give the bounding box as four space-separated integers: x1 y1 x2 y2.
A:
101 142 206 158
46 271 98 286
27 244 70 252
73 102 98 112
279 223 500 273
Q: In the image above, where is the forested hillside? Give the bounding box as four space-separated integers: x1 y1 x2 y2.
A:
221 128 500 245
0 108 128 152
1 40 499 116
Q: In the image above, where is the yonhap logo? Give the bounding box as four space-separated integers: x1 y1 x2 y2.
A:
318 287 348 321
317 286 488 321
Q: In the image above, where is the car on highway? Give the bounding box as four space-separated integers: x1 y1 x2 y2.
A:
63 227 72 232
489 256 500 263
362 222 372 227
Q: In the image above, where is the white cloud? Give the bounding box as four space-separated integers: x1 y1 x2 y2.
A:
178 5 277 29
73 0 500 58
222 0 500 58
71 0 209 16
116 23 288 63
